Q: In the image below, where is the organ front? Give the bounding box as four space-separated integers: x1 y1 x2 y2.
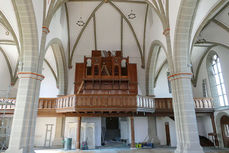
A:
74 50 138 95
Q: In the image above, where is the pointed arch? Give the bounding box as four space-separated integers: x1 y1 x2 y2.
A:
45 38 68 96
145 40 166 96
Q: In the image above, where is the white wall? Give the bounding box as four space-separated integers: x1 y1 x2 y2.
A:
129 117 148 143
197 116 213 138
154 64 172 98
39 61 59 97
82 117 101 147
0 52 11 97
156 117 176 147
34 117 57 147
64 117 101 148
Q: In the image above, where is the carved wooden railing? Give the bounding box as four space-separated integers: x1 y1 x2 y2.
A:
38 98 56 109
154 98 214 112
0 98 56 111
0 98 16 111
75 94 137 112
194 98 214 109
155 98 173 111
0 97 214 115
137 96 155 112
56 95 76 113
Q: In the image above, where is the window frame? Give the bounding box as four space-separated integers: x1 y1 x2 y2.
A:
207 51 228 107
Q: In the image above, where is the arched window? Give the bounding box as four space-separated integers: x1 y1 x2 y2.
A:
211 54 228 106
207 51 228 107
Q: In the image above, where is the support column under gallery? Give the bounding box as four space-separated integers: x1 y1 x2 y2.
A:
130 116 135 149
76 117 81 150
53 117 65 147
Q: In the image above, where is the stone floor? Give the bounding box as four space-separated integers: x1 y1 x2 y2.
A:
34 148 229 153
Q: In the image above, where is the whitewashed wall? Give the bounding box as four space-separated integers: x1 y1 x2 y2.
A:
0 53 11 97
127 117 148 143
64 117 101 148
39 61 59 97
34 117 57 147
197 116 213 138
154 65 172 98
156 117 176 147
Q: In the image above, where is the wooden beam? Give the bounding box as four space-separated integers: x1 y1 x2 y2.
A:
130 116 135 148
76 117 81 149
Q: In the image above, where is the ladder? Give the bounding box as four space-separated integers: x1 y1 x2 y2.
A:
44 124 54 147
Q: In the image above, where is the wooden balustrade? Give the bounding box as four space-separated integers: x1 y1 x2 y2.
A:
0 96 214 115
75 94 137 112
38 98 56 109
56 95 76 113
194 98 213 109
154 98 214 113
0 98 16 110
137 96 155 113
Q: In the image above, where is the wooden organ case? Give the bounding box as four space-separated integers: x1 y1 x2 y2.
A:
74 50 138 95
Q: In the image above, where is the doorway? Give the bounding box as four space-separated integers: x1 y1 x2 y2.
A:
165 122 171 146
105 117 120 141
101 117 122 148
221 116 229 148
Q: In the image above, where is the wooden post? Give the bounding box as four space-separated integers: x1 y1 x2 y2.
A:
130 116 135 148
76 117 81 149
210 113 219 146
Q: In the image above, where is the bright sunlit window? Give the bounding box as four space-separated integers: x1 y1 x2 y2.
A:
211 54 228 106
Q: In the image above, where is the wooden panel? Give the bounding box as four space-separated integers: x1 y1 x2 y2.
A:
92 50 101 57
128 64 138 94
75 63 85 94
128 64 137 82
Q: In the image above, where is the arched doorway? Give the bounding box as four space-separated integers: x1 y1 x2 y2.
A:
220 116 229 147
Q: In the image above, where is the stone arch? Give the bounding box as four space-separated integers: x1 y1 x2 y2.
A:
145 40 166 96
45 38 68 96
215 112 229 148
190 1 228 54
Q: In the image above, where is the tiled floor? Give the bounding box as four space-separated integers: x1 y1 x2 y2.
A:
34 148 229 153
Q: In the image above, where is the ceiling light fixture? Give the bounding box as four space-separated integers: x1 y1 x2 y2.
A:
5 31 9 36
128 10 136 20
76 17 85 27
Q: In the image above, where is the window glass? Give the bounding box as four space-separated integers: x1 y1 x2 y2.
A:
211 54 228 106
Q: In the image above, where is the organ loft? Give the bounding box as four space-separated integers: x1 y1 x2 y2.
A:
74 50 137 95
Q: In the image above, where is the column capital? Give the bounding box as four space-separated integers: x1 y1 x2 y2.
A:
17 72 45 81
168 72 192 81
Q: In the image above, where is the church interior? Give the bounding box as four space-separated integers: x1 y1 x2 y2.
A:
0 0 229 153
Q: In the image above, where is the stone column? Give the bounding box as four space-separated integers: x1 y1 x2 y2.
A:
52 117 64 147
169 73 204 153
130 116 135 149
148 116 160 145
76 117 81 149
5 73 44 153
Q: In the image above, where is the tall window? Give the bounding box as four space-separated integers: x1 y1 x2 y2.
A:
211 54 228 106
202 79 208 97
